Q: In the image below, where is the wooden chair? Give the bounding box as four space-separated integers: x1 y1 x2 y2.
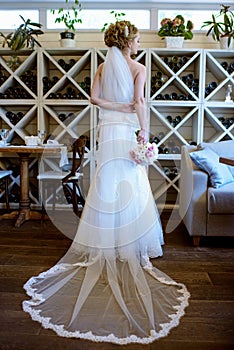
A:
0 170 13 211
37 138 86 217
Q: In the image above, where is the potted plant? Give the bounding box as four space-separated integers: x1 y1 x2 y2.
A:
158 15 194 48
0 15 43 51
51 0 82 47
101 10 126 32
201 4 234 49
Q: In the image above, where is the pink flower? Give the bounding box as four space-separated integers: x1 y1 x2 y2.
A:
148 145 154 151
130 141 158 166
160 18 171 26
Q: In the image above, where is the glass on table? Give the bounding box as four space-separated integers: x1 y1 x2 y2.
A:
0 129 10 145
38 130 46 145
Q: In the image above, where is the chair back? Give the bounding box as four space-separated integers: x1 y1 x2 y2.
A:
0 170 13 179
63 137 86 183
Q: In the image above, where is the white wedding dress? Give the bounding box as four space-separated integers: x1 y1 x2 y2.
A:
23 47 190 345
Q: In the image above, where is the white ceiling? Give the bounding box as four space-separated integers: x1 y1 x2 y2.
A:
0 0 232 3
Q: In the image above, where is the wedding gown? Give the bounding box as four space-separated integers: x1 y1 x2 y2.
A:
23 46 190 345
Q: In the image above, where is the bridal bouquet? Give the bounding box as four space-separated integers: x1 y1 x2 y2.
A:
130 141 158 165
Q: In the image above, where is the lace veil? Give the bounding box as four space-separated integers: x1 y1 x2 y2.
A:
22 46 190 345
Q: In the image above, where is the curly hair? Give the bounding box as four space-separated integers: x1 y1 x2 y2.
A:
104 20 138 50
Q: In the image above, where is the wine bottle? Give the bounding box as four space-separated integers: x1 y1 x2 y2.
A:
158 131 165 140
155 81 163 88
157 146 164 154
163 94 170 100
69 59 76 67
204 86 211 97
156 71 162 79
48 92 55 99
163 147 171 154
170 92 178 100
209 81 218 91
155 94 163 100
160 74 168 83
218 117 225 123
175 115 182 124
220 61 228 70
171 56 179 63
191 85 199 95
167 140 175 148
58 59 66 69
172 145 181 154
172 166 179 176
151 136 159 144
181 56 188 64
178 94 186 100
163 167 171 177
58 113 66 122
166 115 173 123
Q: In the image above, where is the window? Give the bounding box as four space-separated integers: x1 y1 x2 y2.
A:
0 10 39 30
47 9 150 30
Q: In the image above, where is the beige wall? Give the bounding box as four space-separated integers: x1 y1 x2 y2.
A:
39 31 231 50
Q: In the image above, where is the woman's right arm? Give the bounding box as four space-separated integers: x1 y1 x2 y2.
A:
133 64 149 143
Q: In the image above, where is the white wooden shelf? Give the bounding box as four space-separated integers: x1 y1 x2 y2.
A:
0 47 233 208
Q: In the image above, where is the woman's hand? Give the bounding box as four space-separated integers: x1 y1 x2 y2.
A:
117 103 135 113
137 129 148 144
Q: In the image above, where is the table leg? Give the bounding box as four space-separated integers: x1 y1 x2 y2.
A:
0 152 44 227
15 152 46 227
14 153 31 227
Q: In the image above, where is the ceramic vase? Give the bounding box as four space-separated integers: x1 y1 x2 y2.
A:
219 36 233 50
60 32 76 48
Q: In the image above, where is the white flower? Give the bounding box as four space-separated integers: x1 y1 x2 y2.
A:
125 25 129 38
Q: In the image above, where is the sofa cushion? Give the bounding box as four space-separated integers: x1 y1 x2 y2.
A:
208 182 234 214
199 140 234 177
189 147 234 188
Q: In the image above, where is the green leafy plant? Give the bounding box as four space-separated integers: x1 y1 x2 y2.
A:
158 15 194 40
0 15 43 51
0 32 13 48
51 0 82 32
101 10 126 32
201 4 234 47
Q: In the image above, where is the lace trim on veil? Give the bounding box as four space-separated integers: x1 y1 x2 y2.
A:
23 263 190 345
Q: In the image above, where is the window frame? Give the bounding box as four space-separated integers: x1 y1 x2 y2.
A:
0 1 233 32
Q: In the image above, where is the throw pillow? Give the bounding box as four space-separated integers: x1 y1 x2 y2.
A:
189 147 234 188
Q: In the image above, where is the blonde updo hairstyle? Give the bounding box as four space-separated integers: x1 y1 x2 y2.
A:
104 20 138 50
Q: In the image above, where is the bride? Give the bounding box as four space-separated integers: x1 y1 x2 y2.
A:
23 20 190 345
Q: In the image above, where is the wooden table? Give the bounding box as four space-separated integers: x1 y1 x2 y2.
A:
0 145 64 227
219 157 234 167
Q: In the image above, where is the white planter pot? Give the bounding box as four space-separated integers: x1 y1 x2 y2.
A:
60 38 76 48
219 36 233 50
165 36 184 49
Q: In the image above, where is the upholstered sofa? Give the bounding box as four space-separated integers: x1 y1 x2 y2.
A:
179 140 234 246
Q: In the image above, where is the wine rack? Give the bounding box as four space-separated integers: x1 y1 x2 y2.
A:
0 47 233 209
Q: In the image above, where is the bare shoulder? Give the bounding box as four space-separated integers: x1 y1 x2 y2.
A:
132 60 145 72
130 60 146 80
97 62 104 75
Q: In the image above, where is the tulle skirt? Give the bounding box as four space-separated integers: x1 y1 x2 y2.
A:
23 109 190 345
